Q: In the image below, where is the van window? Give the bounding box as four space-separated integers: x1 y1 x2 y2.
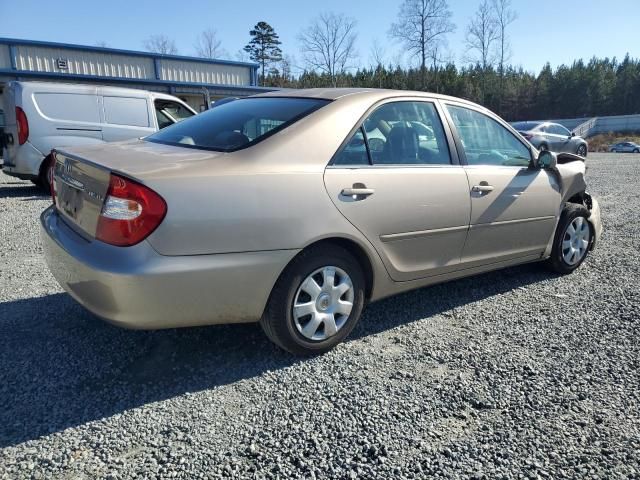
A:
34 93 100 123
103 96 150 127
154 100 194 129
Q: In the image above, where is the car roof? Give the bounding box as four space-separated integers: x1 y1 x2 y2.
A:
253 87 481 107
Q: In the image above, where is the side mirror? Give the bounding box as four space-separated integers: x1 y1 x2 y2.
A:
537 150 557 170
571 132 576 137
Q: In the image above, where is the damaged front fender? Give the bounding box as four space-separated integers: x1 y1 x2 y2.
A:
545 153 602 251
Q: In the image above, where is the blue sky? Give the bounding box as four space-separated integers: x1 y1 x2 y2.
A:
3 0 639 74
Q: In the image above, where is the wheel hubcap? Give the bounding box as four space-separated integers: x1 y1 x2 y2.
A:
293 266 354 341
562 216 590 266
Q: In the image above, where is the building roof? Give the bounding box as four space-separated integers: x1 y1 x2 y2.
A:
0 37 279 95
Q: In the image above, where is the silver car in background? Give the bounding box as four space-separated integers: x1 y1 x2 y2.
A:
512 121 588 157
609 141 640 153
41 89 602 355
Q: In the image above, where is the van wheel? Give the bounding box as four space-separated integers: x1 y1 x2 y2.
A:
260 244 365 355
546 204 593 274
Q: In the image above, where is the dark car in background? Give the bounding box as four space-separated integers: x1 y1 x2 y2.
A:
609 141 640 153
512 121 588 157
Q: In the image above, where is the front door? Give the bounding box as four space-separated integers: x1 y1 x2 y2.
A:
444 103 562 267
324 100 471 281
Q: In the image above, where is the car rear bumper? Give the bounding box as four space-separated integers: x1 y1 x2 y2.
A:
40 206 298 329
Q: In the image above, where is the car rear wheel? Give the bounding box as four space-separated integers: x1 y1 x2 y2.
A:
576 144 587 157
546 204 593 274
260 244 365 355
37 156 52 193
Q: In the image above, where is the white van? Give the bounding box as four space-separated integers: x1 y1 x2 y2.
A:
1 81 196 188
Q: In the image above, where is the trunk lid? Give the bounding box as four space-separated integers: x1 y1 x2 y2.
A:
52 140 224 238
52 151 111 238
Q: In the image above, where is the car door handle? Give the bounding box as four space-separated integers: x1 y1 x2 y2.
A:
472 184 494 193
341 187 375 197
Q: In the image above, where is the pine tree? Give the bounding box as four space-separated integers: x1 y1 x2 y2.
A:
243 22 283 85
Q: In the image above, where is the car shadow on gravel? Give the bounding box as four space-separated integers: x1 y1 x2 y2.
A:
0 263 557 448
0 184 48 199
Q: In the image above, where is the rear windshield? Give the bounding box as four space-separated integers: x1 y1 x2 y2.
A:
146 97 330 152
511 121 541 131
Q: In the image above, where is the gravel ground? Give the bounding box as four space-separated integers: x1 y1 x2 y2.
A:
0 153 638 479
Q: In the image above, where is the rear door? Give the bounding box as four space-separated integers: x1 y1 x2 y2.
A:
324 99 471 281
1 83 18 163
443 102 561 267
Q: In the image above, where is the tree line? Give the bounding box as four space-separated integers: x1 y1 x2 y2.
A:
138 0 640 121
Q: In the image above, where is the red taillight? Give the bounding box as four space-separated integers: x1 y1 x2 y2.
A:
49 151 57 203
95 174 167 247
16 107 29 145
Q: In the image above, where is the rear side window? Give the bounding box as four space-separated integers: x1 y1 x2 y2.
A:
147 97 330 152
332 101 451 166
447 105 531 167
104 96 150 127
34 93 100 123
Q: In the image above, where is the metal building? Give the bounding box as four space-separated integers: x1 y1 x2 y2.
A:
0 37 276 112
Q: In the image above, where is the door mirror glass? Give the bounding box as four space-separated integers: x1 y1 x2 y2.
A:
537 150 557 169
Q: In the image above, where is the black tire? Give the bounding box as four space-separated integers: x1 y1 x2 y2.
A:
260 244 366 355
577 144 587 157
546 203 593 274
37 156 52 193
634 149 639 154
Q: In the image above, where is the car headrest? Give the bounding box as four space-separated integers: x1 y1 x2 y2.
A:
384 123 419 163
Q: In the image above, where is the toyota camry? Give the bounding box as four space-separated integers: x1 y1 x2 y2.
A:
41 89 602 355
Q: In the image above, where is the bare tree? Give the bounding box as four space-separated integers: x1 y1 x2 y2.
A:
195 29 226 59
389 0 455 89
492 0 517 112
465 0 498 70
143 35 178 55
369 38 387 68
95 41 109 48
235 49 250 62
428 39 451 92
465 0 499 102
298 12 358 87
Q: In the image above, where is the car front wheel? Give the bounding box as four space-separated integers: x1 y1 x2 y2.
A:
261 244 366 355
547 204 593 274
577 144 587 157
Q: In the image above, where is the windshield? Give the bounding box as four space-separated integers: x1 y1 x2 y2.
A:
146 97 330 152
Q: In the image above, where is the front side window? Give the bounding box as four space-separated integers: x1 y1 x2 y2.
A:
147 97 329 152
549 124 570 136
446 105 532 167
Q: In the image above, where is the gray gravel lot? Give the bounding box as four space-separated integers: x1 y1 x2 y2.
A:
0 153 638 479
